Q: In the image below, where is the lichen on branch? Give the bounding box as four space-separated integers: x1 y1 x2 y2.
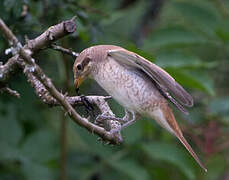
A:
0 17 123 144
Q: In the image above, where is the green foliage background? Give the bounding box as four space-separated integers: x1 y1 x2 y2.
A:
1 0 229 179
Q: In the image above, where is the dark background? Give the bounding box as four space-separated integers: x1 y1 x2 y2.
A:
0 0 229 179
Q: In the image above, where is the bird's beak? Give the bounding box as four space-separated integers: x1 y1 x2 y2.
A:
74 76 83 88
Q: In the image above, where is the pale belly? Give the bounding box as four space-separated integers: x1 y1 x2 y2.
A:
92 59 163 114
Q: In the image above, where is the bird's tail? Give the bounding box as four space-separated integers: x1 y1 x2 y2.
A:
159 105 207 172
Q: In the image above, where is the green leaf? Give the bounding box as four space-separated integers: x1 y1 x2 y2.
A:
0 142 21 161
216 23 229 43
203 155 226 180
127 44 155 62
209 97 229 115
101 0 146 37
172 1 221 36
4 0 23 18
155 51 217 70
155 51 203 68
108 159 150 180
20 130 59 163
22 161 55 180
4 0 16 11
143 26 207 50
0 103 23 146
166 69 215 96
122 120 142 145
141 142 196 180
69 121 116 158
99 1 147 44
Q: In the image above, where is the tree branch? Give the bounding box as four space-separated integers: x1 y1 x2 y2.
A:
0 85 20 98
50 44 79 58
0 18 123 144
0 18 76 85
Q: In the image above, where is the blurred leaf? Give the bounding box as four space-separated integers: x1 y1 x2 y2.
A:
203 155 226 180
216 23 229 43
0 142 21 161
70 122 117 158
4 0 23 18
122 120 142 145
172 0 221 36
0 103 23 146
99 1 146 44
142 142 196 180
127 45 155 62
155 51 217 69
101 0 146 37
20 130 59 163
4 0 16 11
156 51 203 68
108 159 150 180
143 26 207 50
209 97 229 115
0 1 8 20
67 151 98 180
22 161 54 180
166 69 215 96
173 1 220 25
102 170 129 180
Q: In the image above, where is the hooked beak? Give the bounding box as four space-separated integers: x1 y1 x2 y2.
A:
74 76 83 89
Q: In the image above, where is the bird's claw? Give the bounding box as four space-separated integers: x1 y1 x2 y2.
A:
110 127 121 135
109 128 123 144
95 114 127 123
78 95 95 119
75 88 95 118
80 95 94 111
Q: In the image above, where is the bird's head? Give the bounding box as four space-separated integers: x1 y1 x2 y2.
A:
73 51 93 90
73 45 118 91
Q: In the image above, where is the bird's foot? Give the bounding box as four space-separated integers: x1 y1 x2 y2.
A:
109 118 137 134
109 126 123 144
75 88 95 118
109 111 137 133
95 110 138 140
110 127 121 134
121 118 137 129
110 111 137 131
95 109 130 125
95 114 122 130
95 115 124 123
80 95 95 118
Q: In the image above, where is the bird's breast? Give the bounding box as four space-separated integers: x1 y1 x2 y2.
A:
92 57 165 114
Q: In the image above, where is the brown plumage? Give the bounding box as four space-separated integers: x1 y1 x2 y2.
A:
73 45 207 172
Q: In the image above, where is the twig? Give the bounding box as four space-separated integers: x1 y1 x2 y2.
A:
24 20 76 52
0 18 77 85
19 66 111 106
0 86 20 98
50 44 79 58
0 18 123 144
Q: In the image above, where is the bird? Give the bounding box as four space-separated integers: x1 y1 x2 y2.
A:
73 45 207 172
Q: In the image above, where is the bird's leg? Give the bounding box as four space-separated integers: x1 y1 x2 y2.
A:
121 111 138 129
95 109 130 125
122 109 130 122
75 88 95 118
109 111 138 134
80 95 94 115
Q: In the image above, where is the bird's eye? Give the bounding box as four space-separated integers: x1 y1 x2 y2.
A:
76 64 82 70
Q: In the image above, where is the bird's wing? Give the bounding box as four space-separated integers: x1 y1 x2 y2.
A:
108 49 193 114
